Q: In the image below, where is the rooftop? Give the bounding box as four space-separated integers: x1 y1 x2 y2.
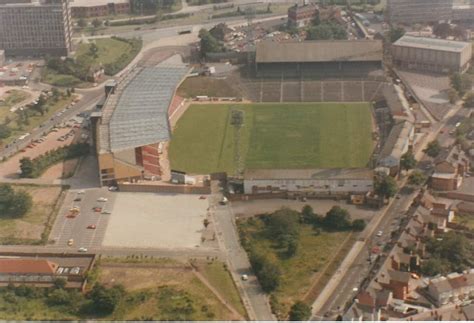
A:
0 258 58 274
255 40 383 63
70 0 128 7
394 35 470 53
100 55 189 153
244 168 374 180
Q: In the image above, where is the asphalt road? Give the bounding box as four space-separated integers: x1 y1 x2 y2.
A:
49 187 113 252
0 86 104 160
211 184 275 321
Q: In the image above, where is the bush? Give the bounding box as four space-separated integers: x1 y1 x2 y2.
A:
289 301 311 321
20 143 89 178
0 184 32 218
351 219 366 231
0 124 12 139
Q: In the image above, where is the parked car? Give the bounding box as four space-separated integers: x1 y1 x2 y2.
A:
93 207 102 212
67 239 74 246
241 274 249 281
108 186 118 192
376 230 383 237
78 247 88 252
97 197 108 202
74 197 82 202
87 224 96 229
101 210 111 214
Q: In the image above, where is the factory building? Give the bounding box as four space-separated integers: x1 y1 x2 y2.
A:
243 168 374 197
392 36 472 74
386 0 453 25
0 0 72 57
70 0 130 18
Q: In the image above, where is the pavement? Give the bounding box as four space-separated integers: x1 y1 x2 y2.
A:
210 182 275 321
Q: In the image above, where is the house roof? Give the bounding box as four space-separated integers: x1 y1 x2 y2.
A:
0 258 58 274
243 168 374 181
394 35 470 53
388 270 411 284
255 40 383 63
378 120 413 165
434 145 467 167
463 304 474 320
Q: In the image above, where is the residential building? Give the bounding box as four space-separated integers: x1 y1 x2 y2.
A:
428 270 474 306
287 3 318 28
95 56 190 186
243 168 374 197
70 0 130 18
386 0 454 25
430 145 469 191
380 270 415 300
0 0 72 57
377 120 414 175
392 36 472 74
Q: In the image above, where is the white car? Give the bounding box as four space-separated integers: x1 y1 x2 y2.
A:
77 190 85 194
376 230 383 237
101 209 111 214
108 186 118 191
241 274 249 281
97 197 108 202
78 247 88 252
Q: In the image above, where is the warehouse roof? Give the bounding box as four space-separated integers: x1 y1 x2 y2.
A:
244 168 373 180
70 0 128 7
255 40 383 63
0 259 58 274
394 35 470 53
106 57 189 152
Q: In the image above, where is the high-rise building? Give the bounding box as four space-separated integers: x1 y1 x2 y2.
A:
386 0 454 25
0 0 72 57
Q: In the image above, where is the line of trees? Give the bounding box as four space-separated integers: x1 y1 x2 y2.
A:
0 183 32 218
20 143 89 178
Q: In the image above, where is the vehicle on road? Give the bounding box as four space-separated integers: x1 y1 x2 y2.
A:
241 274 249 281
376 230 383 237
101 209 111 214
108 186 118 191
97 197 108 202
220 197 228 205
93 207 102 212
87 224 96 229
67 239 74 246
74 197 82 202
78 247 88 252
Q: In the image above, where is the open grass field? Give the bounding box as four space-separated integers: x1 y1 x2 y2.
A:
0 184 63 244
169 103 374 174
238 217 353 319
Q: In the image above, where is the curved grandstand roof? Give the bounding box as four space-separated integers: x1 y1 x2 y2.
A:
101 56 189 153
255 40 383 63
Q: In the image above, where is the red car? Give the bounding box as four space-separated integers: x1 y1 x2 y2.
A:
87 224 96 229
66 214 76 219
93 207 102 212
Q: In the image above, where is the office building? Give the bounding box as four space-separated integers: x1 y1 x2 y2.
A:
0 0 72 57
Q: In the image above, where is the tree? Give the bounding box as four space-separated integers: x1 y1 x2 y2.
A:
388 27 405 43
351 219 366 231
19 157 35 178
9 191 33 217
198 28 223 57
400 150 417 172
89 43 99 59
289 301 311 321
0 124 12 139
47 289 71 306
451 72 463 94
258 260 280 292
78 18 87 28
286 237 298 257
433 23 451 39
53 278 67 289
447 88 459 104
464 92 474 108
424 140 441 158
375 175 397 200
420 258 447 276
267 208 300 240
301 205 316 224
307 24 335 40
0 184 15 215
89 284 124 314
91 18 102 29
408 171 427 186
323 206 351 231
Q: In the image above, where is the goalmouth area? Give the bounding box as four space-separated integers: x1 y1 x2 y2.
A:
168 103 375 175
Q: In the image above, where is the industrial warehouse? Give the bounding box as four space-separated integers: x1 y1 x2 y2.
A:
392 35 472 74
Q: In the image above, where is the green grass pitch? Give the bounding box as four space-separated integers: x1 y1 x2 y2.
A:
168 103 374 174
